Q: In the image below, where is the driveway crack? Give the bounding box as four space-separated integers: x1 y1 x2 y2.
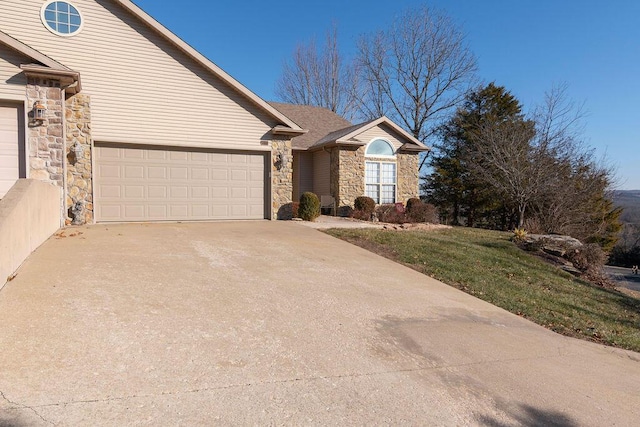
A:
0 390 54 425
10 352 571 412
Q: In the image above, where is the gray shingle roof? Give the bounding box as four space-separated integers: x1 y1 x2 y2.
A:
269 102 429 152
269 102 353 150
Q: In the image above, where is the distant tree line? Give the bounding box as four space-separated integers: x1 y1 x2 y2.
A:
609 224 640 266
276 5 621 249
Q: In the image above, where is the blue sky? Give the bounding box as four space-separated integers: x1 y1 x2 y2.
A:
133 0 640 189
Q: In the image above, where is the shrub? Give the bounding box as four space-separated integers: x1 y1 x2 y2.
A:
291 202 299 219
406 201 439 223
406 198 422 214
512 228 528 243
376 204 406 224
299 192 320 221
354 196 376 214
351 209 371 221
567 243 608 273
352 196 376 221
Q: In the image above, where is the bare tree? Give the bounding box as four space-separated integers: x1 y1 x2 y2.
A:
275 26 358 120
356 5 477 144
469 83 620 239
468 120 541 228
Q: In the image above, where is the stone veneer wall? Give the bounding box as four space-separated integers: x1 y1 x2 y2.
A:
271 136 293 219
332 146 365 214
331 147 420 214
65 94 93 224
397 152 420 203
26 78 64 185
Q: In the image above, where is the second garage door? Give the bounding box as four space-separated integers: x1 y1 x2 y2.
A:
95 144 267 222
0 104 21 198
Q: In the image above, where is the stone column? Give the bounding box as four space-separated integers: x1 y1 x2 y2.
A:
271 136 293 219
26 78 64 185
397 152 420 203
333 146 365 215
65 93 93 224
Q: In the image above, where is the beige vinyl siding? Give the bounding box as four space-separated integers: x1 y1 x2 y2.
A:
312 150 330 197
356 124 405 151
0 1 276 147
293 151 313 200
0 44 28 99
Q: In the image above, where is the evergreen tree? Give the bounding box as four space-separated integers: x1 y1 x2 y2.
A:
425 83 525 227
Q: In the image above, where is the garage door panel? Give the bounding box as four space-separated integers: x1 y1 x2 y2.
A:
95 145 266 221
170 167 188 179
170 152 188 161
191 168 209 180
124 149 144 159
125 185 144 198
148 205 167 217
0 105 22 198
125 165 144 179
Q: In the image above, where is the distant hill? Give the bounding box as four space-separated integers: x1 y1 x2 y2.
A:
613 190 640 224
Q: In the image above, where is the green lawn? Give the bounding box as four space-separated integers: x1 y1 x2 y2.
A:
325 227 640 353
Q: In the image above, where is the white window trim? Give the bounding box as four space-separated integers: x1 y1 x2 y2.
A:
365 160 397 204
40 1 84 37
365 138 396 159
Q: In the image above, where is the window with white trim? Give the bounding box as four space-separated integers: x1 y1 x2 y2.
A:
365 138 397 204
366 138 395 157
41 1 83 37
365 161 396 204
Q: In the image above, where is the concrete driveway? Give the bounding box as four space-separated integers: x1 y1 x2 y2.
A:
606 265 640 293
1 222 639 426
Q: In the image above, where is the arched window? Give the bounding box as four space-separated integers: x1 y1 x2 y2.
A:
364 139 396 203
365 138 395 157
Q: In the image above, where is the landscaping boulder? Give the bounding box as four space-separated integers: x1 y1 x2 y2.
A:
522 234 583 257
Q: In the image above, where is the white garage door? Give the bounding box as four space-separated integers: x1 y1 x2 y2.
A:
0 105 20 198
95 144 267 222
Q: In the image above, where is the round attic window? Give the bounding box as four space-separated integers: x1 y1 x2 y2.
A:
41 1 84 37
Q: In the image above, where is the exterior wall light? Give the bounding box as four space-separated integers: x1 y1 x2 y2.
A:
73 142 84 162
32 101 47 121
29 101 47 126
274 153 287 170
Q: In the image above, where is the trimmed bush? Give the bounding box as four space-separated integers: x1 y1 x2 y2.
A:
405 201 439 223
352 196 376 220
354 196 376 214
291 202 299 219
299 192 320 221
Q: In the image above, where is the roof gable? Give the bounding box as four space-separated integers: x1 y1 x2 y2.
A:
333 117 427 149
270 102 429 152
0 30 71 71
0 29 82 93
111 0 302 133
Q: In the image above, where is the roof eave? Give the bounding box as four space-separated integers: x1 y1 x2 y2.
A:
309 140 366 151
0 30 72 71
398 143 431 153
272 125 308 136
20 64 82 94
